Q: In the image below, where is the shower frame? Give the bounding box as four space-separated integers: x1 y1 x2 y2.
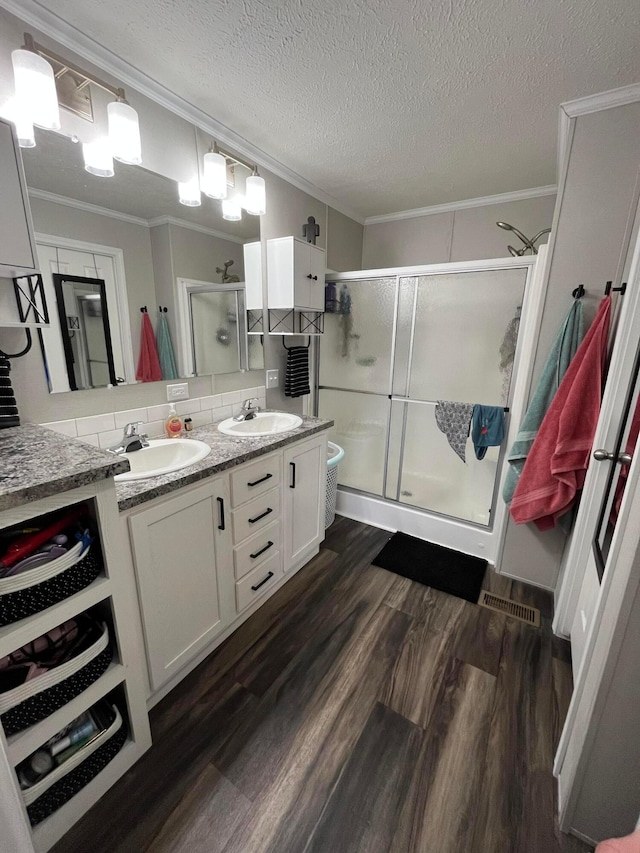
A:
315 251 549 566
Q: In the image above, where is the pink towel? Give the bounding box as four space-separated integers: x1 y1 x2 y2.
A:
135 311 162 383
510 296 611 530
596 830 640 853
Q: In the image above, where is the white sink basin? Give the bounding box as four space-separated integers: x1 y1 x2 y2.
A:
114 438 211 482
217 411 303 437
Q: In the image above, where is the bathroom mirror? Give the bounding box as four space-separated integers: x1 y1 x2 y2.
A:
52 273 118 390
21 127 262 392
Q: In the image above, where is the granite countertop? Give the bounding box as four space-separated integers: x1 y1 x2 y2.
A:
116 414 333 512
0 423 130 513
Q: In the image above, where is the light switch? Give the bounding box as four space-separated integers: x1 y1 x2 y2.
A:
266 369 279 389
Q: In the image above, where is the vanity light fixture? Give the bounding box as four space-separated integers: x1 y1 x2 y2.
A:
11 43 60 131
107 99 142 165
222 195 243 221
202 144 228 199
82 138 115 177
178 176 202 206
12 33 142 166
245 168 266 216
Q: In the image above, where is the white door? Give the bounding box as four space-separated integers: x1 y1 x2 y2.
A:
293 239 312 309
128 477 232 691
283 436 326 570
308 244 326 311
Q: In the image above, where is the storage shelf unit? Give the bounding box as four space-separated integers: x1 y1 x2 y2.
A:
0 480 151 852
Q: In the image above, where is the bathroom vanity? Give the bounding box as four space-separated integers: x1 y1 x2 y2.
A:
0 417 330 850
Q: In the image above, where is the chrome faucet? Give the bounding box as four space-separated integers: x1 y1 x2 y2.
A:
233 398 260 422
106 421 150 454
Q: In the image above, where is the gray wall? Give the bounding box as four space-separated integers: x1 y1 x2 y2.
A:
362 194 556 268
500 101 640 590
327 207 365 272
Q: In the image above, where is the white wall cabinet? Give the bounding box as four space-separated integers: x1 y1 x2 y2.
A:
283 435 326 571
243 240 263 311
0 118 38 279
128 476 233 692
266 236 326 311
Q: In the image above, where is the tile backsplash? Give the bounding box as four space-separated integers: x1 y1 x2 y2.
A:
40 386 266 448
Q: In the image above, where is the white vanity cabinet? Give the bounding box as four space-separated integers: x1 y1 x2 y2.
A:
0 118 38 278
266 236 326 311
127 476 233 693
283 436 326 571
125 430 328 703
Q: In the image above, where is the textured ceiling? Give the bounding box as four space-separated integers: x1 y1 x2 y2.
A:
28 0 640 217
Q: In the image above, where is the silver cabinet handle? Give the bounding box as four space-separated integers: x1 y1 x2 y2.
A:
593 449 633 465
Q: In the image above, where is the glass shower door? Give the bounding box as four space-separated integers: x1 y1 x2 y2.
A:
318 276 396 496
392 268 527 524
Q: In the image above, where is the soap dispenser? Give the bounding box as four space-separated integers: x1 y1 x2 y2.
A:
165 403 182 439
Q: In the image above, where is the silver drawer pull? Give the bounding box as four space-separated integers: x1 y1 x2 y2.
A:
251 571 274 591
250 541 273 560
247 473 273 487
248 507 273 524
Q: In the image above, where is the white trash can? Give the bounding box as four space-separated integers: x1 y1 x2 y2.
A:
325 441 345 528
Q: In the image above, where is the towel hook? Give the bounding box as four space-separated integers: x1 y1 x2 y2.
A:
140 306 148 313
604 280 627 296
572 284 586 299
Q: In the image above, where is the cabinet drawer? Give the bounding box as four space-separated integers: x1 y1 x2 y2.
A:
231 454 280 507
232 486 281 543
234 520 281 580
235 551 282 612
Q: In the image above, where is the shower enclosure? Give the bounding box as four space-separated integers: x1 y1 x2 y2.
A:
317 256 543 560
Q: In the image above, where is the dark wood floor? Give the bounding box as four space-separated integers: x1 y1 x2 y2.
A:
53 516 592 853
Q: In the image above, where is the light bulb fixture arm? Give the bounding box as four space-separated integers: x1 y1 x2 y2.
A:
21 32 128 102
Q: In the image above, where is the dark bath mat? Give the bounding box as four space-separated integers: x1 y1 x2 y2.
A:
372 532 487 603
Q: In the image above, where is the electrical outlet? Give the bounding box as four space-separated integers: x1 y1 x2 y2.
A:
166 383 189 401
266 369 279 389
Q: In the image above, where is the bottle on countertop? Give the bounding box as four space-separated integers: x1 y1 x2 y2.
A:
184 417 193 432
165 403 182 439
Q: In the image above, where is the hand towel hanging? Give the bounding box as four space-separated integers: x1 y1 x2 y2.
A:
156 309 178 380
471 406 505 460
284 346 310 398
434 402 474 462
510 296 611 530
503 299 585 505
135 309 162 383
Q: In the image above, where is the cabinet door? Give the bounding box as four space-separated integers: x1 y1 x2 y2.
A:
308 245 326 311
128 477 231 691
293 239 312 309
283 436 326 570
0 119 37 277
243 241 263 311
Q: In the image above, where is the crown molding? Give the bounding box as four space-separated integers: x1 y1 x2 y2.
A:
28 187 150 227
0 0 366 226
364 185 557 225
557 82 640 182
147 215 246 244
29 188 249 243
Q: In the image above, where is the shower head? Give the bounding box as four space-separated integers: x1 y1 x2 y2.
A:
496 221 535 252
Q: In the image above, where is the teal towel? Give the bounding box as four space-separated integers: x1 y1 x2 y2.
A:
472 406 505 460
156 312 178 380
502 301 584 505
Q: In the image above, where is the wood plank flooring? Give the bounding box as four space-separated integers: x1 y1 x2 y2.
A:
52 516 590 853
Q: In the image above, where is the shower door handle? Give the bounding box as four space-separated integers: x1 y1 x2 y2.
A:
593 448 633 465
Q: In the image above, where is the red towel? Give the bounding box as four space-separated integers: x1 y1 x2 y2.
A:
510 296 612 530
135 311 162 383
596 830 640 853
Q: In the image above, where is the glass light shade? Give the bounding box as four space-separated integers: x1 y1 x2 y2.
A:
83 138 115 177
202 151 227 199
178 176 201 206
222 196 242 221
245 174 266 215
3 97 35 147
107 100 142 164
11 49 60 130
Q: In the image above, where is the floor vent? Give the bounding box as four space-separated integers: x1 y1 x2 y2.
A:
478 591 541 627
